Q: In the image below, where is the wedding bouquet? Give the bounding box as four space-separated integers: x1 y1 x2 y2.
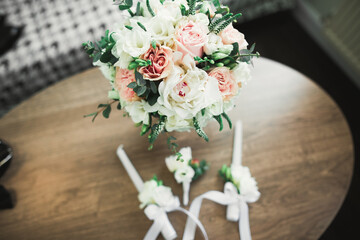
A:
83 0 259 149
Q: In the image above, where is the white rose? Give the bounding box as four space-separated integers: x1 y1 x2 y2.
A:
153 185 177 208
113 51 133 69
138 180 157 208
158 66 222 119
113 27 151 57
165 115 192 132
174 166 195 183
204 33 234 55
125 100 150 125
150 15 176 43
190 13 210 26
231 165 260 202
158 1 184 23
232 62 251 86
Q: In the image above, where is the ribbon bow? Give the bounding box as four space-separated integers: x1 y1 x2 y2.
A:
144 197 180 240
183 182 255 240
144 197 208 240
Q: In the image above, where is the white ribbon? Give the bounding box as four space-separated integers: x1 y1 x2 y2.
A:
144 197 209 240
183 182 253 240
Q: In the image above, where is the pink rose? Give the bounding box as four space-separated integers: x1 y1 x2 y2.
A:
220 24 248 50
209 67 238 101
176 21 208 58
115 68 141 102
139 45 173 81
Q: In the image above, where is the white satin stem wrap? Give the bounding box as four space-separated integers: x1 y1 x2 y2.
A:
232 120 243 167
182 181 191 206
116 145 144 192
144 197 209 240
183 182 252 240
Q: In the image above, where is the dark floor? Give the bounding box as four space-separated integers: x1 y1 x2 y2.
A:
236 11 360 240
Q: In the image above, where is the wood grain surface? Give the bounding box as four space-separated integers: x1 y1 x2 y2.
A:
0 58 354 240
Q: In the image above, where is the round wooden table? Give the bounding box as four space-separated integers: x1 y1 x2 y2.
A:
0 58 354 239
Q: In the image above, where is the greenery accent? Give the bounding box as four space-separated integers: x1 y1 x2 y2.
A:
135 2 142 16
83 100 118 122
137 22 147 31
193 117 209 142
187 0 196 15
219 164 233 182
148 116 166 148
113 0 133 10
190 159 209 181
221 112 232 129
213 115 223 131
152 175 163 186
180 4 188 16
146 0 155 16
208 13 233 32
167 136 183 161
82 30 118 64
214 13 242 34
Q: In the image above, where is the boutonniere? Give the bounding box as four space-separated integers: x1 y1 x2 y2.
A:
117 146 208 240
165 147 209 205
183 121 260 240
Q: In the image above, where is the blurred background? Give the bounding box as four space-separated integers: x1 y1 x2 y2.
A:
0 0 359 238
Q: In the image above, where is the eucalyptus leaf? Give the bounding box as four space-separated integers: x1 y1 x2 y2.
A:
127 82 137 89
102 105 111 119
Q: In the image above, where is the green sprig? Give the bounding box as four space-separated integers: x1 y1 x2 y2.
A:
146 0 155 16
214 13 242 34
193 117 209 142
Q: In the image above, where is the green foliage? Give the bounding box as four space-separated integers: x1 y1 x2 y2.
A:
146 0 155 16
187 0 196 15
151 40 157 50
208 13 233 32
102 105 112 118
137 22 147 31
82 30 118 64
213 13 242 34
135 2 142 16
84 101 120 122
213 115 223 131
180 4 188 16
83 112 98 122
148 116 166 148
218 164 233 182
167 136 183 161
127 70 160 106
193 117 209 142
222 112 232 129
152 175 163 186
114 0 133 11
190 159 209 181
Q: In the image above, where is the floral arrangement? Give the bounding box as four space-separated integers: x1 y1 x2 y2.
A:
219 164 260 200
83 0 259 150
